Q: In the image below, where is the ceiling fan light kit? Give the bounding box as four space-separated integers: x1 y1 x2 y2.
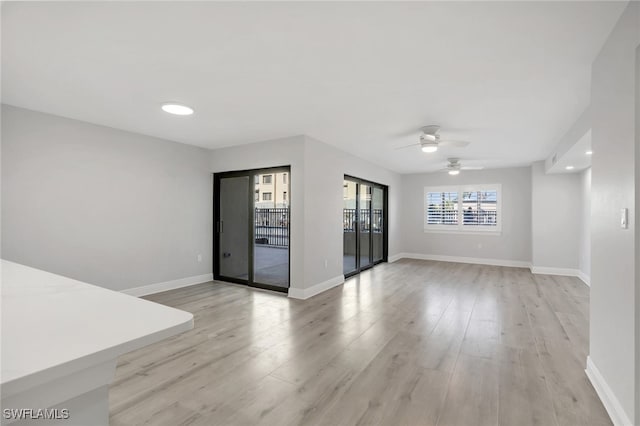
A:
395 124 471 153
421 143 438 153
440 157 484 175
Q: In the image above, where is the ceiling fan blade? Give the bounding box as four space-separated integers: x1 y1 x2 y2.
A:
394 129 420 138
394 143 421 150
461 166 484 170
439 140 471 148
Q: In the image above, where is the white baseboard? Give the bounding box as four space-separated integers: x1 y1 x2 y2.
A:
530 266 590 286
391 252 530 268
390 254 590 285
288 275 345 300
122 273 213 297
585 356 632 426
530 266 579 276
577 270 591 286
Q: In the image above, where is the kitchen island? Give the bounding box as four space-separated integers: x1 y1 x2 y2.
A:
1 260 194 425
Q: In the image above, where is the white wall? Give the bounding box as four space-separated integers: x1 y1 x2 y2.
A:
589 2 639 424
208 135 402 294
636 42 640 426
209 135 307 292
545 106 591 173
579 168 591 282
1 109 401 298
1 105 213 291
531 161 581 272
303 136 402 290
400 166 531 265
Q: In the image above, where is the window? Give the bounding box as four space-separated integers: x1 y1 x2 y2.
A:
426 191 459 226
424 184 501 233
462 190 498 226
283 173 287 184
255 190 259 201
283 191 287 201
263 175 272 184
262 192 272 201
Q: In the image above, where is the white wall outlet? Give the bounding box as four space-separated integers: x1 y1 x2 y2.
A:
621 208 628 229
197 254 202 262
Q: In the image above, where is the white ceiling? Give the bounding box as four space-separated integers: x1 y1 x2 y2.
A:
548 129 592 174
1 2 626 174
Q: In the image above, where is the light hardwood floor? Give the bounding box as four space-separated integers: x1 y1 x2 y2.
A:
109 259 611 426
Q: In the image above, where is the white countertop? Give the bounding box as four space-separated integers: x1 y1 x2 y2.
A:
1 260 194 396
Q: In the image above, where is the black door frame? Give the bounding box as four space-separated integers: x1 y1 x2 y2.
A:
213 165 291 293
343 175 388 278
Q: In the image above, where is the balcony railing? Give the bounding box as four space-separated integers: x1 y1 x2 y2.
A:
255 208 289 247
343 209 383 232
255 208 387 248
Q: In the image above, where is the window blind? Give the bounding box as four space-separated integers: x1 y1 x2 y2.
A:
424 185 501 233
426 191 459 225
462 190 498 227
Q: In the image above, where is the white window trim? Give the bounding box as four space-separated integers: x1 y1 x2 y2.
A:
424 184 502 235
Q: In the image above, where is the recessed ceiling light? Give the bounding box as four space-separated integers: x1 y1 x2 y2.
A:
448 170 460 175
566 165 574 170
421 145 438 153
585 150 593 155
161 103 194 116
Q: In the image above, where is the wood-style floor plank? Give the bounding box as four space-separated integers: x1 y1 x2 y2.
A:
109 260 611 426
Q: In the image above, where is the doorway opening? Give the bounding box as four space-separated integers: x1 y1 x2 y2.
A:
343 176 388 277
214 166 290 292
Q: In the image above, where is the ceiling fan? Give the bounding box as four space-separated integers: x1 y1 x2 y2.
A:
440 158 484 175
396 125 471 153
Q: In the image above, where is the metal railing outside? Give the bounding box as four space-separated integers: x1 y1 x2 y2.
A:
427 208 458 225
426 209 497 225
255 208 289 247
463 209 497 226
343 209 384 232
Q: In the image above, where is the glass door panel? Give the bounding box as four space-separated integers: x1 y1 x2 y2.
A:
359 184 373 269
218 176 249 281
343 176 387 277
343 180 358 275
372 186 384 263
253 171 290 288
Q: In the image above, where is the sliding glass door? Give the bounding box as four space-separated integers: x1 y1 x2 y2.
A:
343 176 388 278
359 184 372 269
343 180 358 276
218 175 250 281
214 167 290 292
372 186 385 263
253 171 290 288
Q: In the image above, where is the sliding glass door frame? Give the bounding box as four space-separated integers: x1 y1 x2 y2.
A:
213 166 291 293
344 175 389 278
